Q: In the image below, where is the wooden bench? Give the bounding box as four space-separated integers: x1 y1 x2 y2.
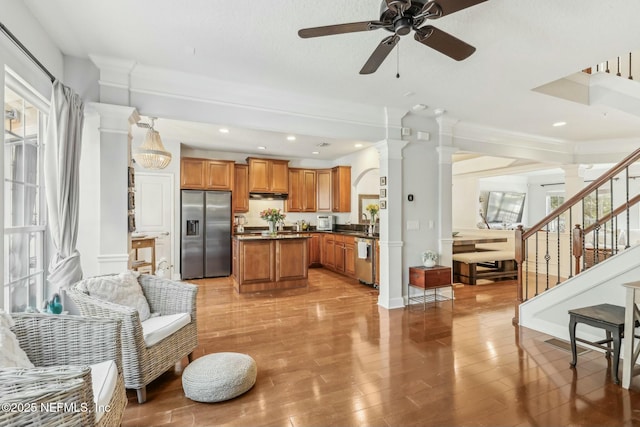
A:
452 250 517 285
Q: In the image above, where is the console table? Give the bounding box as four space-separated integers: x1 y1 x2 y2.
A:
132 237 156 274
407 265 453 310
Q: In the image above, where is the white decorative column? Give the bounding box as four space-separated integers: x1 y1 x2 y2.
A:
376 138 409 309
78 103 139 276
563 164 584 225
436 116 458 268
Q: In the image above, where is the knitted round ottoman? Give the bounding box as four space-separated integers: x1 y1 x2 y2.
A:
182 352 257 402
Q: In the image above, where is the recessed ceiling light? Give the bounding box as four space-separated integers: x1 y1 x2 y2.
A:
257 146 266 150
219 128 229 133
552 121 567 127
287 135 296 141
403 91 415 97
412 104 428 111
312 151 319 155
354 143 363 148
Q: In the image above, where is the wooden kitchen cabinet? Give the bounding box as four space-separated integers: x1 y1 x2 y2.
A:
322 233 335 269
308 233 322 267
270 160 289 193
181 158 206 189
247 157 289 193
233 164 249 213
334 234 345 273
331 166 351 212
287 168 317 212
316 169 332 212
344 236 355 278
181 157 233 190
207 160 234 190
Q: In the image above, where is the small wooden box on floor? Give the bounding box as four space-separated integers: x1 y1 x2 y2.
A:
409 265 452 290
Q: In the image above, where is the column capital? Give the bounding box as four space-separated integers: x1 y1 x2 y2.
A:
436 115 459 137
86 102 139 135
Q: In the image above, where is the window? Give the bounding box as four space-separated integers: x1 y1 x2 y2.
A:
3 82 47 312
583 189 612 227
546 192 566 232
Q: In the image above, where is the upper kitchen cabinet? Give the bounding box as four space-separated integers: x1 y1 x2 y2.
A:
181 158 206 189
233 164 249 213
247 157 289 194
331 166 351 212
181 157 234 190
287 168 317 212
316 169 331 212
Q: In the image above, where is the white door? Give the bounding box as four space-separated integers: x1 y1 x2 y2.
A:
135 173 174 278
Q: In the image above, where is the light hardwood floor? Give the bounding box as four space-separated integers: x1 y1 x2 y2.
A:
122 268 640 426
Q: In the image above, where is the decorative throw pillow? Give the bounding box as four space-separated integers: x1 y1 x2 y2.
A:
0 310 34 368
81 271 152 321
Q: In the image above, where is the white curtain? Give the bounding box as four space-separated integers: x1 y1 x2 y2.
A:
44 80 84 292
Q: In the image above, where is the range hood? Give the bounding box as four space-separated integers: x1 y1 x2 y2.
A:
249 192 288 200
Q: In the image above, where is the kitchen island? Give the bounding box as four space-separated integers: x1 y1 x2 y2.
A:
232 234 311 293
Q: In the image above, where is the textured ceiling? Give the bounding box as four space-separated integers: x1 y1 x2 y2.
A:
22 0 640 160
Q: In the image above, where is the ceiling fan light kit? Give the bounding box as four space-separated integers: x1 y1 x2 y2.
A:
298 0 487 74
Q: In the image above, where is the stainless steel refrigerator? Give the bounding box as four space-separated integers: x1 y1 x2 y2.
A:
181 190 231 279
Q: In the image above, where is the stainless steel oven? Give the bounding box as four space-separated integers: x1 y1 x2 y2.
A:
355 237 376 286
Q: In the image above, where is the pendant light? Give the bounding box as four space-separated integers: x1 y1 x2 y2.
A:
133 117 172 169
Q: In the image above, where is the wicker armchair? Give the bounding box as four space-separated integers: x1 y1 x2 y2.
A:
68 274 198 403
0 314 126 427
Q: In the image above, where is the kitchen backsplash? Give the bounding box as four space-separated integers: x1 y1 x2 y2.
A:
244 200 350 226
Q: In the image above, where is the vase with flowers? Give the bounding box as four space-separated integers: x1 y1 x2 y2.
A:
260 208 286 234
366 203 379 235
422 250 438 268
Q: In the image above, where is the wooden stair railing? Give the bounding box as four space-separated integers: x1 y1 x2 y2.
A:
514 148 640 325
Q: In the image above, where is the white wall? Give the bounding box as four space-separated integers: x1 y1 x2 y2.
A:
400 115 441 286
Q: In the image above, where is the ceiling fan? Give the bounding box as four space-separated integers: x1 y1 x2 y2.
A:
298 0 487 74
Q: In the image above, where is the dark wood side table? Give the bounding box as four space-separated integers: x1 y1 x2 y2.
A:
569 303 625 384
408 265 453 310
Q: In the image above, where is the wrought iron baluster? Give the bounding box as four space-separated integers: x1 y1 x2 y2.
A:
626 166 631 249
617 56 622 76
545 224 550 292
535 232 540 296
525 237 529 301
629 52 633 80
556 215 561 285
568 208 574 278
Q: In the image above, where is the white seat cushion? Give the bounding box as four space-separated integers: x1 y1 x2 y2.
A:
452 250 515 264
141 313 191 347
90 360 117 423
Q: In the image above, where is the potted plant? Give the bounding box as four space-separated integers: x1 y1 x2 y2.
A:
366 203 379 235
260 208 286 234
422 250 438 268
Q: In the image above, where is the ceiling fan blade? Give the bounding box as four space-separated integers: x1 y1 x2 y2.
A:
360 35 401 75
298 21 384 38
414 25 475 61
419 0 487 18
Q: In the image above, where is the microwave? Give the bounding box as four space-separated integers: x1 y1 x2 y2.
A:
316 215 335 231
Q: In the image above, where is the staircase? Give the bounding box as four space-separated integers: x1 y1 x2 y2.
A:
515 148 640 337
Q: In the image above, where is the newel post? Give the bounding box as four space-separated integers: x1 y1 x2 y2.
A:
513 225 525 326
572 224 583 275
